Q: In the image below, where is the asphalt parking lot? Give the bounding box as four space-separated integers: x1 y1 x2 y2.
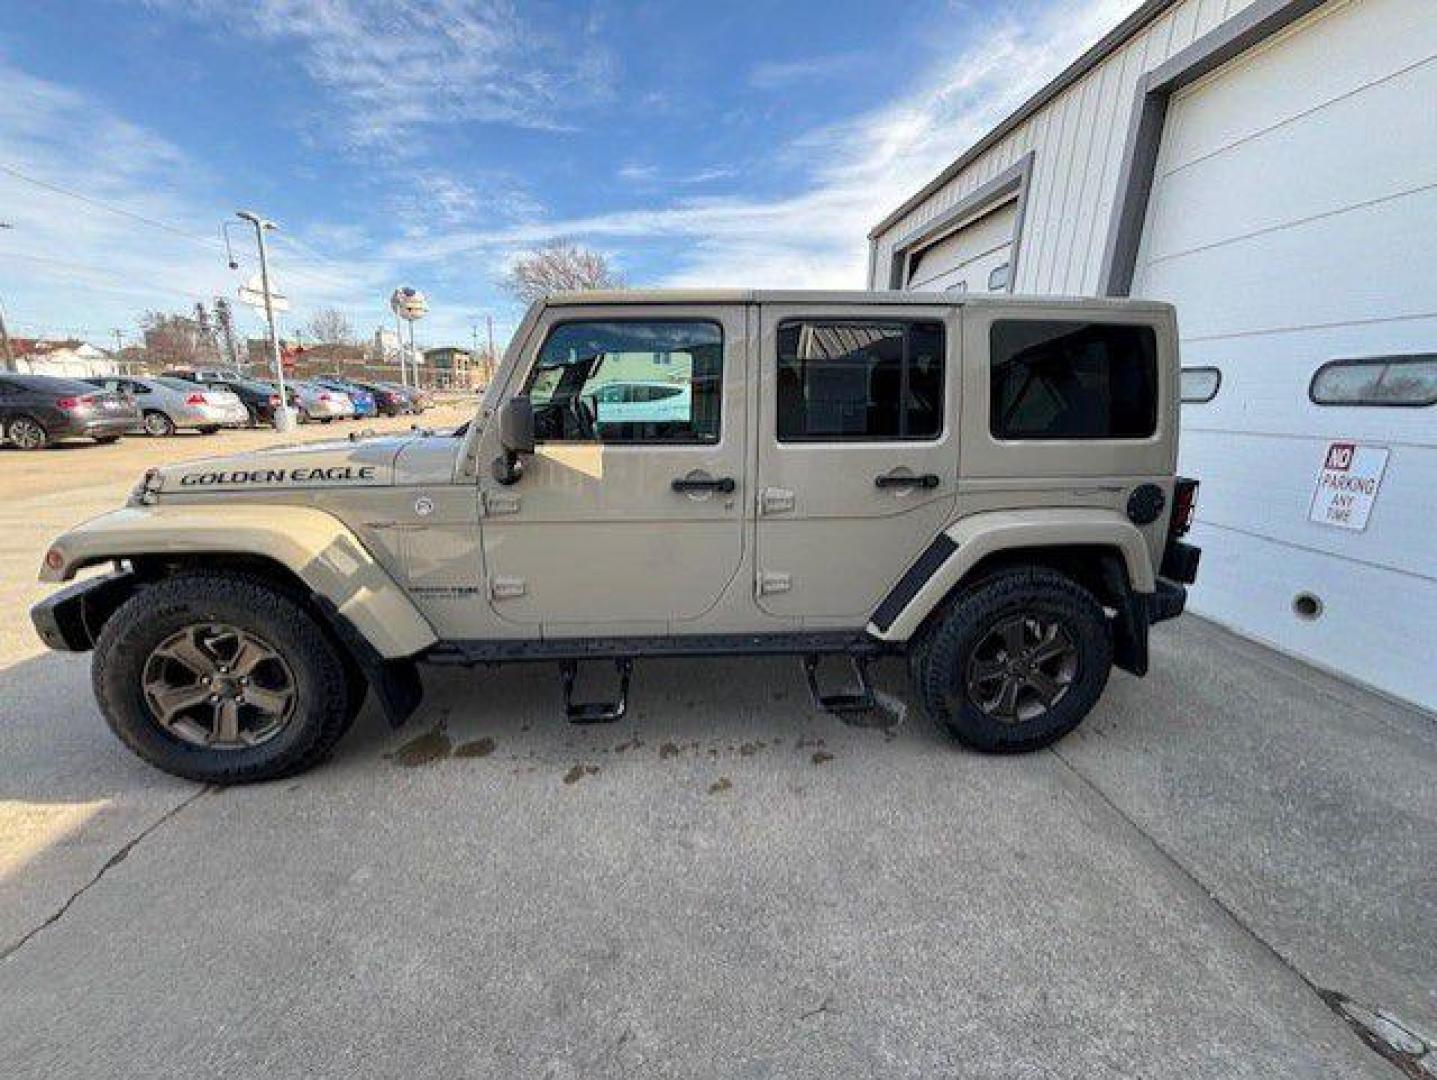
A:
1 416 1433 1078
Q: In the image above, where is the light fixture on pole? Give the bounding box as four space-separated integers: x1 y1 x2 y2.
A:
389 287 428 389
236 209 296 432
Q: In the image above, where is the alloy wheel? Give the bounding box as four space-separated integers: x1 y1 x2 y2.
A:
8 417 48 450
141 623 297 748
962 614 1078 724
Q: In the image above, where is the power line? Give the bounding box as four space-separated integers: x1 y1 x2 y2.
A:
0 162 365 291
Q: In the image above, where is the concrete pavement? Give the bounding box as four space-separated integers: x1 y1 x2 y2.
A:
1 422 1433 1078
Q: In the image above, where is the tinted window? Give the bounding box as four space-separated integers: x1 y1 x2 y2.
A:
991 320 1158 440
1310 354 1437 407
1180 367 1221 404
526 320 722 444
776 321 944 441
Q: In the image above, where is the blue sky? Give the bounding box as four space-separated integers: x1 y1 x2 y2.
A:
0 0 1135 350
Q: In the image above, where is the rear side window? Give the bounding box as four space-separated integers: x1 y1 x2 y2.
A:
991 320 1158 440
776 320 944 441
1309 354 1437 406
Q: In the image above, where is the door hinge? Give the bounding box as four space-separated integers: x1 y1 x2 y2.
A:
758 487 795 515
756 571 791 597
482 489 521 516
489 576 527 600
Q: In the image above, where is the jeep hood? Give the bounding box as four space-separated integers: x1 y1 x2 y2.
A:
144 434 417 495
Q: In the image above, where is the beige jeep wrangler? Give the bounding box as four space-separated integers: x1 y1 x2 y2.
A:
32 290 1200 783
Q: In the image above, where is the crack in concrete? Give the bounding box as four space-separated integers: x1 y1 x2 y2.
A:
0 785 214 963
1048 747 1411 1078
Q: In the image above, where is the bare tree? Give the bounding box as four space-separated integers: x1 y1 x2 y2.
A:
500 239 623 305
140 311 208 366
213 298 240 369
306 307 355 345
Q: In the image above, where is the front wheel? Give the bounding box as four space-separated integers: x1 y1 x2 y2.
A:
6 415 50 450
142 411 175 437
913 568 1112 753
93 574 359 783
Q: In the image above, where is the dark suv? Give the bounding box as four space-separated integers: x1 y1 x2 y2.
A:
0 373 140 449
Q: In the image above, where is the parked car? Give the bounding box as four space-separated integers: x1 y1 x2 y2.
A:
195 377 285 427
31 290 1200 782
349 380 411 417
85 376 248 436
312 378 377 418
0 373 140 449
588 380 692 428
290 381 355 424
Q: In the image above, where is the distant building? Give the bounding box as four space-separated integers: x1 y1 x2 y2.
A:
11 339 120 379
370 327 399 361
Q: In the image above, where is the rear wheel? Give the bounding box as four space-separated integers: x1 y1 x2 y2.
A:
913 568 1112 753
6 415 50 450
142 411 175 437
93 574 357 783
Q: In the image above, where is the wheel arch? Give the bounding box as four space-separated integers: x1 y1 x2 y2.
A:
39 505 438 661
868 509 1156 650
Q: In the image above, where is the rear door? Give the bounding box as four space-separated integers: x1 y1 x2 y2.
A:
476 304 748 636
754 302 959 625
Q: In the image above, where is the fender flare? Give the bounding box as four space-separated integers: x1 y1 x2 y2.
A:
40 504 438 659
867 508 1156 642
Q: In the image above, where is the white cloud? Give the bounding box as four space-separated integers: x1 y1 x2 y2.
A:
748 52 865 90
392 0 1142 290
151 0 616 146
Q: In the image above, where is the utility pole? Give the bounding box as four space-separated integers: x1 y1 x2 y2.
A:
486 315 495 384
236 210 295 431
0 222 14 372
394 308 407 387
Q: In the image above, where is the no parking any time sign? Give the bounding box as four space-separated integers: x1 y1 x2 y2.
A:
1309 441 1389 531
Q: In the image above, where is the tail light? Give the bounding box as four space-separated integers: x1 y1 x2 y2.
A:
318 392 332 402
185 394 207 405
268 395 280 406
55 396 89 410
1171 478 1199 537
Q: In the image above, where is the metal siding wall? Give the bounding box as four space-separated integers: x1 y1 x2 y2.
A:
871 0 1260 292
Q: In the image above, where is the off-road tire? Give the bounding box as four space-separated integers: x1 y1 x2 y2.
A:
6 415 50 450
93 573 357 783
914 568 1112 753
142 410 175 437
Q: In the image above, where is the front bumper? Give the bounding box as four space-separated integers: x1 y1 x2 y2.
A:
32 569 137 651
181 403 250 427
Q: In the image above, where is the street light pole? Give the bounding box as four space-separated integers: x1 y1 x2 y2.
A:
394 308 407 388
236 210 294 432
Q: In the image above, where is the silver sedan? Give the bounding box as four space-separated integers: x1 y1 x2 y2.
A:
86 376 249 436
291 381 356 423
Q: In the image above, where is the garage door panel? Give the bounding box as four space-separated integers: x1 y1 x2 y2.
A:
1160 0 1437 171
1140 185 1437 340
1180 315 1437 442
1147 57 1437 261
907 202 1016 291
1179 428 1437 579
1187 521 1437 710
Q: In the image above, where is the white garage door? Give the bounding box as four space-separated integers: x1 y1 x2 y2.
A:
1131 0 1437 709
906 201 1016 293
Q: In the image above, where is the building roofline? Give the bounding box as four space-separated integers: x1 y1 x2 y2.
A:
868 0 1181 239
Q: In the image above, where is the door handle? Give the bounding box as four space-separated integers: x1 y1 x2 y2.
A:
875 471 941 489
672 475 736 494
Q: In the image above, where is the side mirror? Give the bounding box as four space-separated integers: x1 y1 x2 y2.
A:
500 395 535 454
492 395 534 485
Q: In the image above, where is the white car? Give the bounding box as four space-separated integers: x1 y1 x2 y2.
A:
292 382 356 423
86 376 249 436
589 381 692 426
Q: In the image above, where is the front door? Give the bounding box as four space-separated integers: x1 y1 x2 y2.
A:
477 305 748 636
754 302 959 625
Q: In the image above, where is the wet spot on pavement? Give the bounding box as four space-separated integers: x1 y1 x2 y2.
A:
563 764 600 785
454 737 496 759
389 725 451 767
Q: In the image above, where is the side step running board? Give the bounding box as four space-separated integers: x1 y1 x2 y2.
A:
802 654 875 715
559 658 633 724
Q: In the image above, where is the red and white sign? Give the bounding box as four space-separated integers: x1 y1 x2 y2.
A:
1309 441 1389 531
